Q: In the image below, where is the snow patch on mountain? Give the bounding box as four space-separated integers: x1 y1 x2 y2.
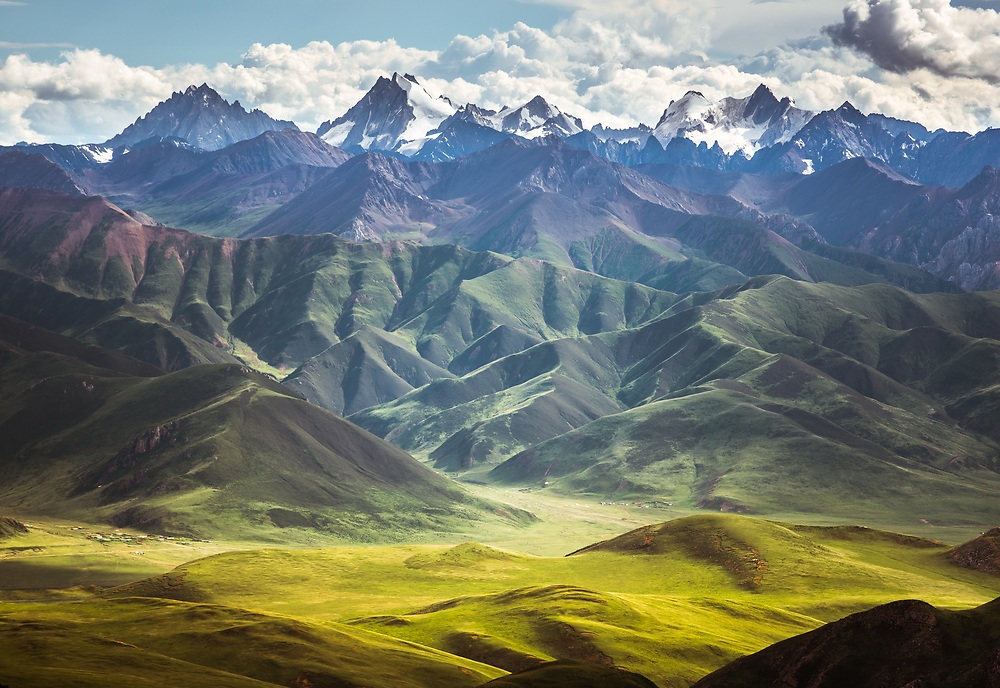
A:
81 144 113 164
317 75 589 157
486 96 584 139
653 85 813 156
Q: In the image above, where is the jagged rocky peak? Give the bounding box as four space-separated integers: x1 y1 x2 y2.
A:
105 83 298 152
835 100 866 120
523 95 556 116
655 91 715 136
740 84 789 121
181 83 222 100
450 103 500 127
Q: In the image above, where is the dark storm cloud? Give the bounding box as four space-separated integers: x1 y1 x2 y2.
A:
824 0 1000 82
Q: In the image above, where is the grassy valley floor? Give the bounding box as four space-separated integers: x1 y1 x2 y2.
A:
2 498 1000 687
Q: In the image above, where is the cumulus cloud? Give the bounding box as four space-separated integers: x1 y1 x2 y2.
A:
4 1 1000 145
824 0 1000 82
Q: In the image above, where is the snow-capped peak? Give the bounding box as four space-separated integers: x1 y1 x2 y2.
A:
653 85 813 156
317 72 457 154
488 95 584 139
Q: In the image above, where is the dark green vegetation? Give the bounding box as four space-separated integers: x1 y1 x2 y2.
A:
1 514 991 687
477 660 658 688
692 597 1000 688
2 187 1000 533
0 312 524 542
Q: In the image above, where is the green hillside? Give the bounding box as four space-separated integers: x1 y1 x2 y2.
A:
3 189 1000 533
0 321 526 542
352 277 1000 529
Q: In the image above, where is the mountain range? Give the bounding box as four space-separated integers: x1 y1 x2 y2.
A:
5 78 1000 290
1 78 1000 530
4 71 1000 688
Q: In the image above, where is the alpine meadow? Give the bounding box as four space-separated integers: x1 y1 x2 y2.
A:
5 1 1000 685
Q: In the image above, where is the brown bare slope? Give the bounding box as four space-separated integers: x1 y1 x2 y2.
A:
950 528 1000 576
692 597 1000 688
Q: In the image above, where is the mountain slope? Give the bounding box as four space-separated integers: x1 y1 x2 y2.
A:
249 139 941 293
93 129 349 235
0 187 682 410
765 157 925 246
0 597 504 688
4 189 998 530
0 318 520 541
0 150 87 196
860 166 1000 290
477 277 1000 525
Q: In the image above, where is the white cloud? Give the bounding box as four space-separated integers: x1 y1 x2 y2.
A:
3 2 1000 145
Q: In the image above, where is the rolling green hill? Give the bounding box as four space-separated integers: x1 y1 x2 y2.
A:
354 276 1000 528
0 187 681 392
0 596 504 688
0 317 526 542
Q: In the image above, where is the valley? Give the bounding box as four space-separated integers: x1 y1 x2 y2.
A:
2 511 1000 687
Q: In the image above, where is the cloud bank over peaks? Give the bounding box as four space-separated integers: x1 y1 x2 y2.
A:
3 2 1000 145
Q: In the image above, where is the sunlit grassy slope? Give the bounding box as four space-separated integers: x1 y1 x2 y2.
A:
94 514 1000 687
0 596 505 688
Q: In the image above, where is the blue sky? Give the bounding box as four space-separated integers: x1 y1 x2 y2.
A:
3 0 1000 145
0 1 565 66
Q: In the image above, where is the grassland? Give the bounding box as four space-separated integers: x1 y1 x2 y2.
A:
0 517 244 591
2 499 999 688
